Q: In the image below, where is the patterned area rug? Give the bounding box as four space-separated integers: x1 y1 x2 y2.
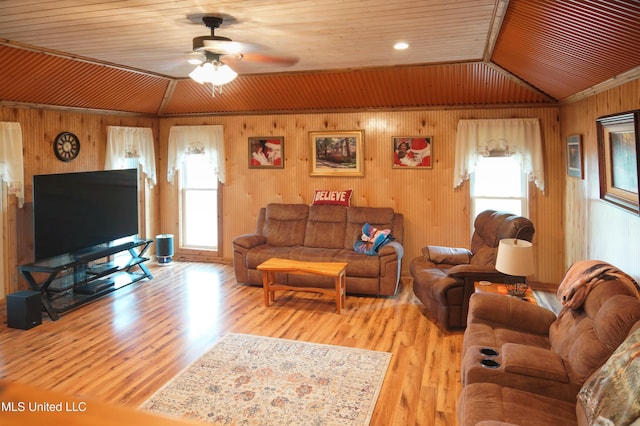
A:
140 333 392 425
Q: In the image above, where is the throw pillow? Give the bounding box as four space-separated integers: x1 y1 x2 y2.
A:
577 327 640 425
312 189 352 207
353 223 393 255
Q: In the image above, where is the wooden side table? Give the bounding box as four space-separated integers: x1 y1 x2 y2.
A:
474 281 538 305
257 258 348 313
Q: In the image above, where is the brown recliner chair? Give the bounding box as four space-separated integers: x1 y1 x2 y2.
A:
410 210 534 330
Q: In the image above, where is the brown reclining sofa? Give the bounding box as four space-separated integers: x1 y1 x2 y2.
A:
232 203 404 296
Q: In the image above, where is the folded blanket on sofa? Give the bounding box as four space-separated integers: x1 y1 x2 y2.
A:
557 260 640 310
354 223 393 255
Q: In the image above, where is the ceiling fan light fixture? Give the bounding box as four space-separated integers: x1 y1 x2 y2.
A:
210 63 238 85
188 63 208 84
189 60 238 95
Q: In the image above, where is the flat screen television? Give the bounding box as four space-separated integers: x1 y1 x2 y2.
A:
32 169 139 261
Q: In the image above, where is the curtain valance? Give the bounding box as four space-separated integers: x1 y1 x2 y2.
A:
0 122 25 207
105 126 157 186
167 125 225 184
454 118 545 191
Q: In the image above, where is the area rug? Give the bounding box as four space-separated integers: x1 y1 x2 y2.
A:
140 333 392 425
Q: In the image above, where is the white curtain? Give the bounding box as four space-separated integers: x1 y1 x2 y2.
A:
454 118 545 191
105 126 157 186
0 122 25 207
167 125 225 184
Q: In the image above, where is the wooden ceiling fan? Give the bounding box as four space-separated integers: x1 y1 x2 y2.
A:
190 16 298 67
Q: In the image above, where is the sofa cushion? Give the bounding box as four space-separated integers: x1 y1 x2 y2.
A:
470 211 534 254
303 205 347 249
470 246 497 266
344 207 395 250
333 249 381 278
549 293 640 383
245 245 296 269
577 326 640 426
501 343 569 382
457 383 577 426
262 203 309 247
289 246 341 263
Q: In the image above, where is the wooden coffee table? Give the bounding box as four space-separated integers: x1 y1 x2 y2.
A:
474 281 538 305
257 258 348 313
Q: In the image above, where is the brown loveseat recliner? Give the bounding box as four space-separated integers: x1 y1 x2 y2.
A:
410 210 534 330
458 260 640 425
232 203 404 296
458 321 640 426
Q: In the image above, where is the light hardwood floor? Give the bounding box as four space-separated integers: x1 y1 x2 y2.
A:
0 261 464 425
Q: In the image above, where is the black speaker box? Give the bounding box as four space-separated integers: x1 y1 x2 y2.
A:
155 234 175 264
7 290 42 330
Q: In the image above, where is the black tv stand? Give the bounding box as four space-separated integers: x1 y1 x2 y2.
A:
19 238 153 321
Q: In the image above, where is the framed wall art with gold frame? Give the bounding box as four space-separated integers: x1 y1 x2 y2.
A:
309 130 364 177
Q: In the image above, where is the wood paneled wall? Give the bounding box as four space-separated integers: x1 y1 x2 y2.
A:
158 107 564 284
5 80 639 297
0 106 159 294
2 102 575 295
560 79 640 281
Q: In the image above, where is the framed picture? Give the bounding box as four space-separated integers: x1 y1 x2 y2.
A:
309 130 364 176
392 137 432 168
596 111 640 214
566 134 583 178
248 137 283 169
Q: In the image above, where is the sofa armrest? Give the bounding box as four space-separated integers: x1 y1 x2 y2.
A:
379 241 404 259
501 343 569 383
232 233 266 250
468 293 556 335
448 264 498 276
423 245 472 265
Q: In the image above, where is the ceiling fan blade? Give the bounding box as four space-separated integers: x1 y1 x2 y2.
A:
192 16 298 68
185 51 205 64
226 52 299 67
202 39 253 55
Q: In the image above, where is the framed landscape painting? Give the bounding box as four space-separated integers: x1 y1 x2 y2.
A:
309 130 364 177
596 111 639 214
393 136 432 168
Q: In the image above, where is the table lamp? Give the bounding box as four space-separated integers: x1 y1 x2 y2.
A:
495 237 534 297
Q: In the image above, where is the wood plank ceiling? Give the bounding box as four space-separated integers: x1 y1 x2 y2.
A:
0 0 639 116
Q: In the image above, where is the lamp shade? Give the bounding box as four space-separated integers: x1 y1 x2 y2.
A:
495 238 534 277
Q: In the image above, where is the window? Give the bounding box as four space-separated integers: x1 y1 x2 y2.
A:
180 153 219 251
470 155 528 223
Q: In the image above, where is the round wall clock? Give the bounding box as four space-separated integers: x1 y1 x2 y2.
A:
54 132 80 162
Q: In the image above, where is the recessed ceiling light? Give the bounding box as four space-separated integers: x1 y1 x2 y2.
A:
394 42 409 50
